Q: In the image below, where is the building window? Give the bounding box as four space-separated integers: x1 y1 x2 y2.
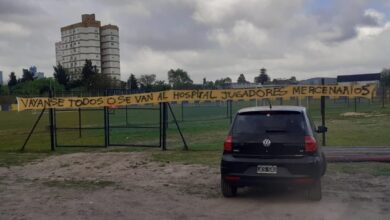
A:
111 36 114 40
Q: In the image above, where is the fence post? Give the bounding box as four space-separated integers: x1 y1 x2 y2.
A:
226 101 229 118
354 97 357 112
321 78 326 146
103 107 108 147
382 86 385 108
49 90 56 151
181 102 184 122
78 108 82 138
160 102 168 151
125 105 128 126
159 102 162 148
229 100 233 124
103 90 109 148
306 96 309 110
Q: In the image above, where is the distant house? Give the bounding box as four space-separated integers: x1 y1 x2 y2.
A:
299 77 337 85
337 73 380 85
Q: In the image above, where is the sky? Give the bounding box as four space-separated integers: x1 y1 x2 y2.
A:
0 0 389 83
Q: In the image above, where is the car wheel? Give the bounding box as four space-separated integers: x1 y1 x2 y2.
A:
221 178 237 197
307 179 322 201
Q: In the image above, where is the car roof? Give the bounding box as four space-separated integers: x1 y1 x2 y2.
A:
237 105 306 114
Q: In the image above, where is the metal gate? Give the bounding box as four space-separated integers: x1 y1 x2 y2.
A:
107 105 162 147
51 104 164 149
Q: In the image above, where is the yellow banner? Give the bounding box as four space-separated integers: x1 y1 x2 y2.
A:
16 84 376 111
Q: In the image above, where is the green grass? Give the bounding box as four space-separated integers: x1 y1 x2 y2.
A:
0 152 46 167
1 98 390 168
328 162 390 176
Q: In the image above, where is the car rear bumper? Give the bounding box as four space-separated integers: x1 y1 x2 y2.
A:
221 154 322 186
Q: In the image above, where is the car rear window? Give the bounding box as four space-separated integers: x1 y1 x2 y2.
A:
232 111 307 135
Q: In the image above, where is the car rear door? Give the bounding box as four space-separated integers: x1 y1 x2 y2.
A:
231 111 307 157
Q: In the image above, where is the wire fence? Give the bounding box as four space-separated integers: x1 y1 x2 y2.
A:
1 87 390 151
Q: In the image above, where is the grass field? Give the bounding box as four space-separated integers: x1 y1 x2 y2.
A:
1 97 390 167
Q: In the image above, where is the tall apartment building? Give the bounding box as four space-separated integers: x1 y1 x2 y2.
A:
55 14 120 80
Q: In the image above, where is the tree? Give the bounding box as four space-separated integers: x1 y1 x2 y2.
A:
127 74 138 91
237 74 248 84
53 63 70 88
139 74 156 87
21 68 34 82
8 72 17 87
9 78 64 96
168 69 193 88
381 68 390 87
290 76 297 82
153 80 171 91
272 76 298 85
0 84 10 95
215 77 232 88
93 73 113 90
81 59 99 89
254 68 270 84
29 66 37 78
137 74 156 91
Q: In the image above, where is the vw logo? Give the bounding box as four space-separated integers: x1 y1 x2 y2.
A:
262 139 271 147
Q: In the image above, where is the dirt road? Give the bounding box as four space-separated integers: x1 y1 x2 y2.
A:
0 152 389 220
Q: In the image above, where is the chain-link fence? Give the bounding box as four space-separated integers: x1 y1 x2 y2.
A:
1 87 390 151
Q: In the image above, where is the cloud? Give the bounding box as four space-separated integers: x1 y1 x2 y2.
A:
0 0 389 83
0 21 30 37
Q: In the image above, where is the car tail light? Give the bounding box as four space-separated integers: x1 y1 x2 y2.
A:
305 136 317 153
224 176 240 182
224 135 233 152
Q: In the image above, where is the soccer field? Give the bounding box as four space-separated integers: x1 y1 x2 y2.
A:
1 98 390 154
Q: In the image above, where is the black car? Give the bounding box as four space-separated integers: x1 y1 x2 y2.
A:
220 106 327 201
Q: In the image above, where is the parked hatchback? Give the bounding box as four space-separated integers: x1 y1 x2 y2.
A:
220 106 327 201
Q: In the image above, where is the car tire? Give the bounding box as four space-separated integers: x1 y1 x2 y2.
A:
307 179 322 201
221 178 237 197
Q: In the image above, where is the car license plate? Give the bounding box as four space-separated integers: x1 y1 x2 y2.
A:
257 165 277 174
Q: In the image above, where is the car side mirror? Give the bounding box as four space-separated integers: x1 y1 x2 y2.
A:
316 126 328 133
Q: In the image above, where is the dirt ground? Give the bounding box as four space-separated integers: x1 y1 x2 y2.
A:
0 152 389 220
